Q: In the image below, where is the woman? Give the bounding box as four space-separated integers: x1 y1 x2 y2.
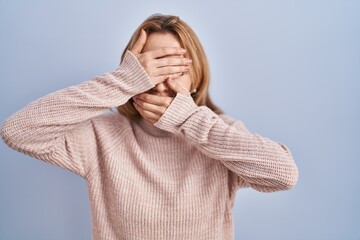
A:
0 13 299 240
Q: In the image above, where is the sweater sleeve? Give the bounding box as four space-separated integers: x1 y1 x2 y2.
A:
0 50 155 179
153 92 299 193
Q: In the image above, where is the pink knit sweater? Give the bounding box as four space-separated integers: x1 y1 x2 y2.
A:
0 50 299 240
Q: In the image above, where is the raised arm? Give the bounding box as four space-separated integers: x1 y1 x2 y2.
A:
153 92 299 193
0 41 191 179
0 50 154 178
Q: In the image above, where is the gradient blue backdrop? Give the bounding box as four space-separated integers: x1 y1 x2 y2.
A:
0 0 359 239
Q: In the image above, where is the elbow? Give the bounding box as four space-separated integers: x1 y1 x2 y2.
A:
254 160 299 193
285 163 299 190
276 158 299 191
279 143 299 190
0 116 24 149
0 118 12 145
282 164 299 190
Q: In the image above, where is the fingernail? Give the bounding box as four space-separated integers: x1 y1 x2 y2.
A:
180 48 186 53
185 59 192 64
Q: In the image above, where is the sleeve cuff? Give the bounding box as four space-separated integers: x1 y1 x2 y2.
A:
113 50 155 96
153 92 198 133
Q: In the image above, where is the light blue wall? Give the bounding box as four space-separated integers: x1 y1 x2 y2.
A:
0 0 359 239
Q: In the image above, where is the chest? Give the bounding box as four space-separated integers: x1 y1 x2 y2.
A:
87 121 236 238
98 143 232 237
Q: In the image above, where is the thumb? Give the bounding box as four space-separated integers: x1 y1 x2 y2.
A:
131 28 147 55
167 77 190 96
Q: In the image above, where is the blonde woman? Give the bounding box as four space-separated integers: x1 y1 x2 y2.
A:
0 13 299 240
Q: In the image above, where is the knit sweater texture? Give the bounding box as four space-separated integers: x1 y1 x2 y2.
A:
0 50 299 240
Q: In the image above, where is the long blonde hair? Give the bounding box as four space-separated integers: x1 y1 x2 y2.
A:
117 13 224 120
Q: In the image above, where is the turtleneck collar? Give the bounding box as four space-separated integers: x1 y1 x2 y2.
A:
136 117 174 138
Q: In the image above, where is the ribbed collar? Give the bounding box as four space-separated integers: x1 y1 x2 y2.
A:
137 117 174 137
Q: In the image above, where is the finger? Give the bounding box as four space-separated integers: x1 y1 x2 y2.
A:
167 77 190 95
153 56 192 68
152 72 183 85
134 98 165 114
155 65 190 76
151 82 169 93
133 100 163 118
134 93 173 107
130 28 147 55
148 47 186 59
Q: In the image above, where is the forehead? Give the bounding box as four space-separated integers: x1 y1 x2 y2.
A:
143 31 181 51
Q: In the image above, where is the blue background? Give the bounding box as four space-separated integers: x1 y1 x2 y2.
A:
1 0 359 239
